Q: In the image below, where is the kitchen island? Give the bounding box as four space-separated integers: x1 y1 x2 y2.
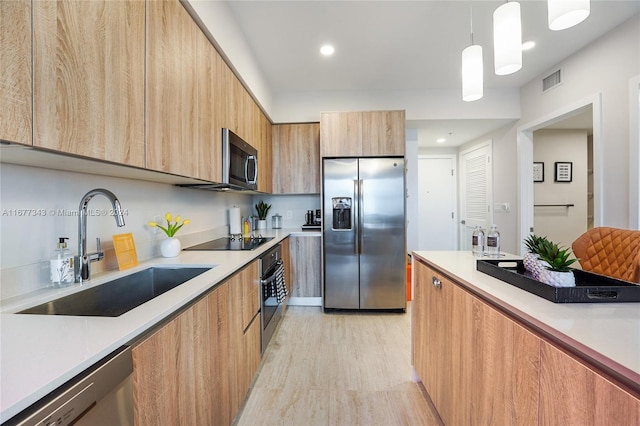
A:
411 251 640 425
0 229 295 423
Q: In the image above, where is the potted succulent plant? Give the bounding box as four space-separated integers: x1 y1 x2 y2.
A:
537 240 579 288
522 234 550 280
255 201 271 230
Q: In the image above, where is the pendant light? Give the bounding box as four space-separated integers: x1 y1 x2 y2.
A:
548 0 590 31
493 1 522 76
462 5 483 102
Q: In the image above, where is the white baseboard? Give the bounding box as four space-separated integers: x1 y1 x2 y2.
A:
287 297 322 306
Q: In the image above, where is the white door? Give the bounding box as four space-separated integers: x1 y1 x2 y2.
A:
418 155 457 250
459 141 493 250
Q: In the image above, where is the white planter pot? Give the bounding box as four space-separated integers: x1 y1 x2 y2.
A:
257 219 267 230
161 237 181 258
538 269 576 288
523 252 538 272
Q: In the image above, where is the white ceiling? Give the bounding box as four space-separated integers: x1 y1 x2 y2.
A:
225 1 639 146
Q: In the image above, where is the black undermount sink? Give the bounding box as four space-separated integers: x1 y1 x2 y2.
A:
17 266 212 317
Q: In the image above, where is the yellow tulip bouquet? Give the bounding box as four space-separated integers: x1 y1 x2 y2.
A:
148 212 190 237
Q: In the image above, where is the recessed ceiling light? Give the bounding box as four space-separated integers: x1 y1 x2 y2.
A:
320 44 335 56
436 138 447 144
522 40 536 51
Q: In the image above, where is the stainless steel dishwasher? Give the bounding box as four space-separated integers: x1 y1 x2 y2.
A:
6 346 133 426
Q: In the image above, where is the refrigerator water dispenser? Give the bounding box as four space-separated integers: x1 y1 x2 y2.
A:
332 197 352 230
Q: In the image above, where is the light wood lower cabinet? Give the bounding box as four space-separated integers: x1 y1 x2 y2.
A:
132 260 260 426
289 235 321 298
412 258 640 425
413 261 539 425
539 341 640 426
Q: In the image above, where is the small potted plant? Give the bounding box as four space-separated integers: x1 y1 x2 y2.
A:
537 240 579 288
255 201 271 230
522 234 550 280
148 212 190 257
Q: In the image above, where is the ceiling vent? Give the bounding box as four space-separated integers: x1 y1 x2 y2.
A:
542 69 562 92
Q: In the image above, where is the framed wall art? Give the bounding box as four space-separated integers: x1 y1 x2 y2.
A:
533 162 544 182
554 162 572 182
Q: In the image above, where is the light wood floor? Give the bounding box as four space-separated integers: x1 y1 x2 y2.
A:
235 304 440 426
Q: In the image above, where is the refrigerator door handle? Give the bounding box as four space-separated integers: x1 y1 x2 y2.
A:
358 179 364 255
354 179 359 255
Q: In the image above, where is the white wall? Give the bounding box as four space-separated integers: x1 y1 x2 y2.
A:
270 88 521 124
0 164 253 299
533 130 589 249
405 129 419 255
520 14 640 229
456 123 519 254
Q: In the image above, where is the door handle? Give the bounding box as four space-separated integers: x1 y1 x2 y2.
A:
246 155 257 185
432 276 442 288
354 179 359 255
460 220 466 225
358 179 364 254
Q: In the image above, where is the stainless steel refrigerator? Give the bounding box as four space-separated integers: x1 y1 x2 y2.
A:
323 157 406 310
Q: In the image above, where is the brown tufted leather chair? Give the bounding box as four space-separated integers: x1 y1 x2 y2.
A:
571 227 640 283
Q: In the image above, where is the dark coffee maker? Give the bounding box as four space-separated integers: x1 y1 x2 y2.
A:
305 210 315 225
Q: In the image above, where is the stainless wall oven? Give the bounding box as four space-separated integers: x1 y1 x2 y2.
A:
260 244 287 353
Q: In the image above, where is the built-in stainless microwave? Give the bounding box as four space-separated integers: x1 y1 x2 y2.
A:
222 128 257 190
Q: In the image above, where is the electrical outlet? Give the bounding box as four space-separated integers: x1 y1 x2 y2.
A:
286 210 292 220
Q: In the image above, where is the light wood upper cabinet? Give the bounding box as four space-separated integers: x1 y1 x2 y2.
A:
0 0 32 146
195 29 220 182
146 0 198 176
539 341 640 426
256 104 273 193
272 123 320 194
32 0 145 166
320 111 362 157
362 110 406 156
320 110 405 157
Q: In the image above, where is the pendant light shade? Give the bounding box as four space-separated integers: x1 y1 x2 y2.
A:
493 2 522 76
548 0 590 31
462 45 483 102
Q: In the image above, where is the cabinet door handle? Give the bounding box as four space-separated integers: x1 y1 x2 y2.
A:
432 276 441 288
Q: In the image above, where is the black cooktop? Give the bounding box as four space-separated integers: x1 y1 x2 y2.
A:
185 236 274 251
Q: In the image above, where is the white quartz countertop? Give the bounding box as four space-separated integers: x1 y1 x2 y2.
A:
0 229 295 423
412 251 640 392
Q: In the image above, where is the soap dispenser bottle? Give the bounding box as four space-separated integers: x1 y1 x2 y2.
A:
50 237 74 287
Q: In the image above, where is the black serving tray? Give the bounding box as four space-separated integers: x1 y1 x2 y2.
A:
477 259 640 303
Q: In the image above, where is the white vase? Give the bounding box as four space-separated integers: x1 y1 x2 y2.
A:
161 237 181 258
257 219 267 230
538 269 576 288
